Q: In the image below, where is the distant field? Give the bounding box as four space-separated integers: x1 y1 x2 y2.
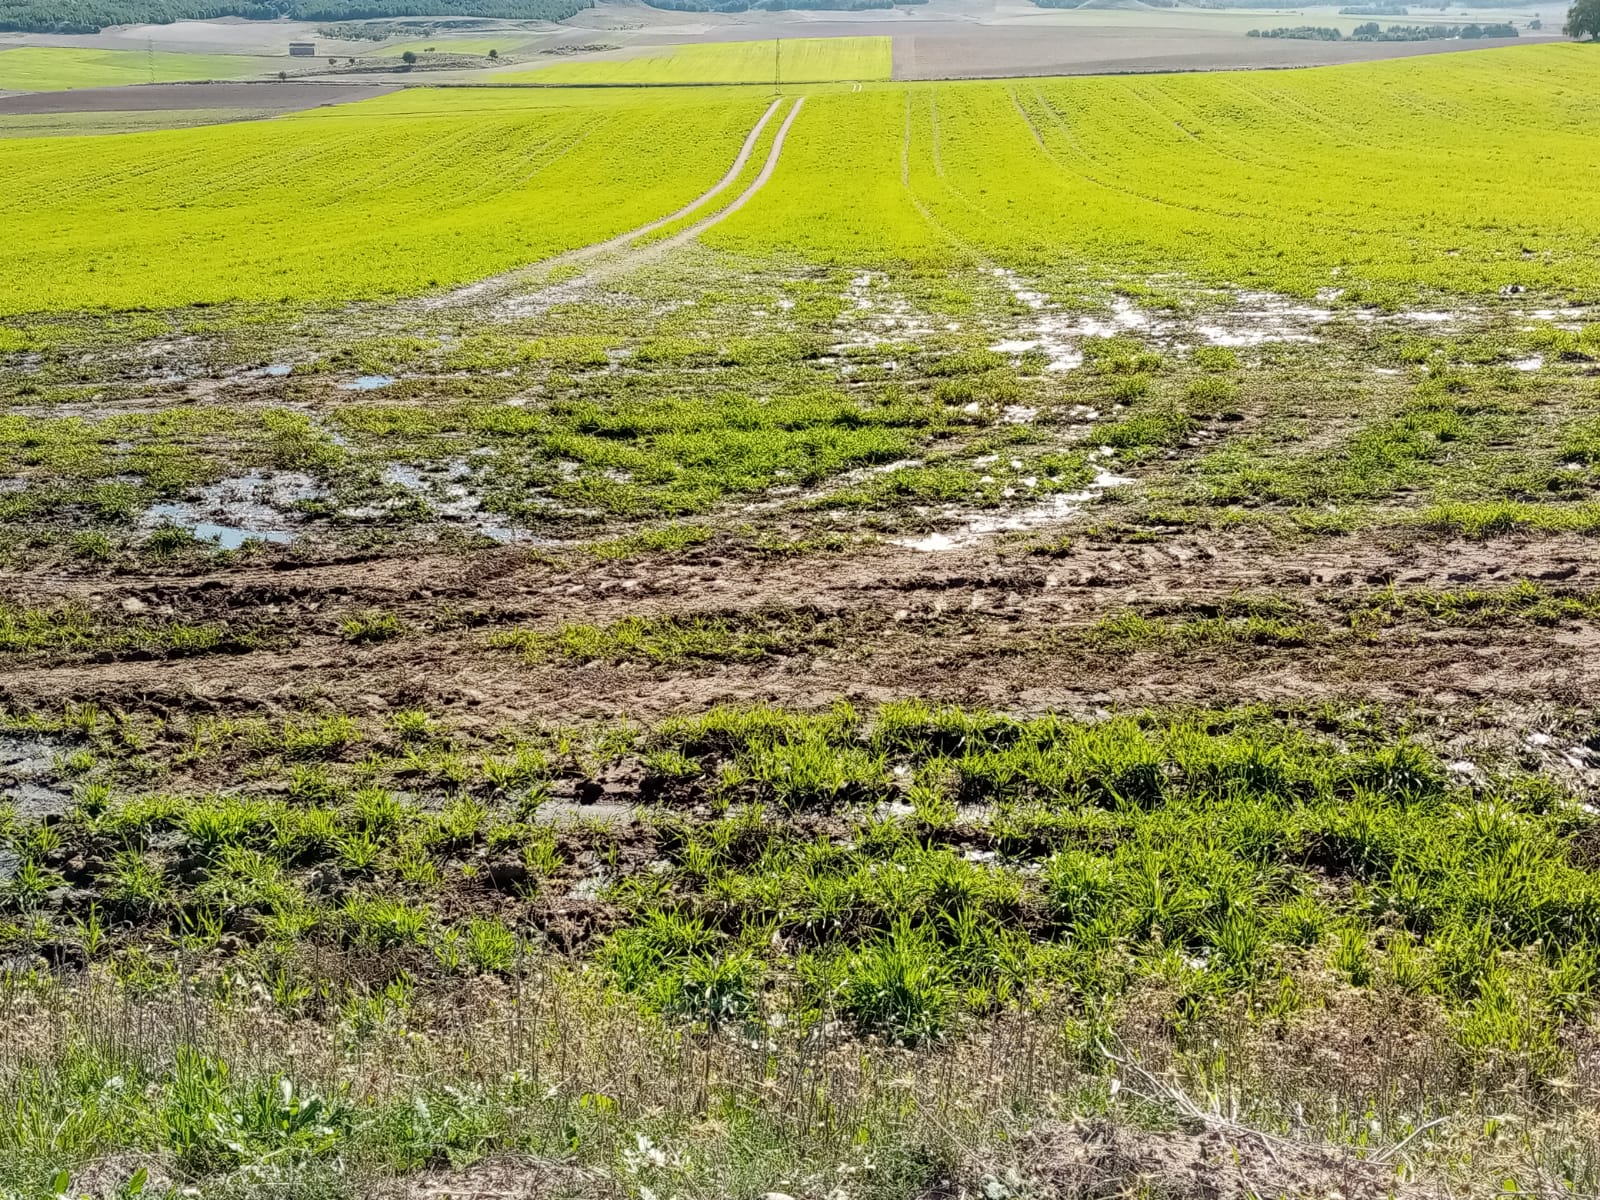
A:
0 46 265 91
0 108 263 137
376 38 525 58
507 37 894 84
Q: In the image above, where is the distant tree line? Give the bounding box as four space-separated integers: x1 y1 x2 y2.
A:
1338 4 1407 14
0 0 590 34
1570 0 1599 39
1246 25 1343 39
1249 20 1517 39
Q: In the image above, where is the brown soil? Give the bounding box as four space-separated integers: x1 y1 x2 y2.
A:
943 1117 1442 1199
0 81 396 115
363 1156 606 1199
890 26 1538 81
3 526 1596 728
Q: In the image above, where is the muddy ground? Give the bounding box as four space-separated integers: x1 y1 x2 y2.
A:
4 226 1598 760
3 522 1596 738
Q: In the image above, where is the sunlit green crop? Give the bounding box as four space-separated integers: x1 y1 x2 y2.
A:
4 46 1599 312
501 37 893 84
0 87 768 314
711 45 1600 299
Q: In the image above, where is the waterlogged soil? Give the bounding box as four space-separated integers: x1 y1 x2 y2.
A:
4 259 1600 760
5 526 1600 740
0 732 79 825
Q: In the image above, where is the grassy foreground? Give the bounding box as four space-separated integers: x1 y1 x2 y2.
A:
1 700 1598 1197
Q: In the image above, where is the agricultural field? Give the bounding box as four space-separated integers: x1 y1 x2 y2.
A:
376 37 525 58
2 38 1600 1200
506 37 894 84
0 47 266 91
4 46 1599 314
0 108 268 137
0 87 769 312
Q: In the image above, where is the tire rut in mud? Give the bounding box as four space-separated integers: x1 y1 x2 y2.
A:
439 95 796 314
4 529 1597 724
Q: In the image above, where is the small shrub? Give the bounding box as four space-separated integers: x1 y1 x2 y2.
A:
340 610 402 644
71 530 114 561
842 920 951 1043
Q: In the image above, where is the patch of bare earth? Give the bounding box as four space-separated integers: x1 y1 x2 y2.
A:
0 81 397 115
363 1156 606 1200
940 1117 1439 1200
2 525 1597 732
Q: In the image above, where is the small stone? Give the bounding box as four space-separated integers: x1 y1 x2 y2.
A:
120 597 148 614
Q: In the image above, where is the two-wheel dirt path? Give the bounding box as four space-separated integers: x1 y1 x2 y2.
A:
441 95 803 314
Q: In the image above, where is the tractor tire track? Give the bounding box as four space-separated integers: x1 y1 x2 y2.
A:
646 95 806 254
493 96 807 317
438 96 785 310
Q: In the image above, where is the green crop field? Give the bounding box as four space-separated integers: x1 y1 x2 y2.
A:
705 44 1600 299
0 87 768 313
4 33 1600 1200
3 46 1598 316
0 46 266 91
506 36 893 84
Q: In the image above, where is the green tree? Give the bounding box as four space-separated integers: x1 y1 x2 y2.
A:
1570 0 1600 38
401 50 418 65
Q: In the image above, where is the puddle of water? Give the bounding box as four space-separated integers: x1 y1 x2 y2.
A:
538 799 634 828
1191 322 1319 348
340 375 396 391
1530 308 1587 323
143 514 294 549
831 272 936 348
895 466 1133 552
366 459 555 545
1186 293 1327 347
261 364 292 377
567 871 613 900
382 463 437 491
1 733 76 819
991 275 1338 365
140 470 321 548
1511 356 1543 372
